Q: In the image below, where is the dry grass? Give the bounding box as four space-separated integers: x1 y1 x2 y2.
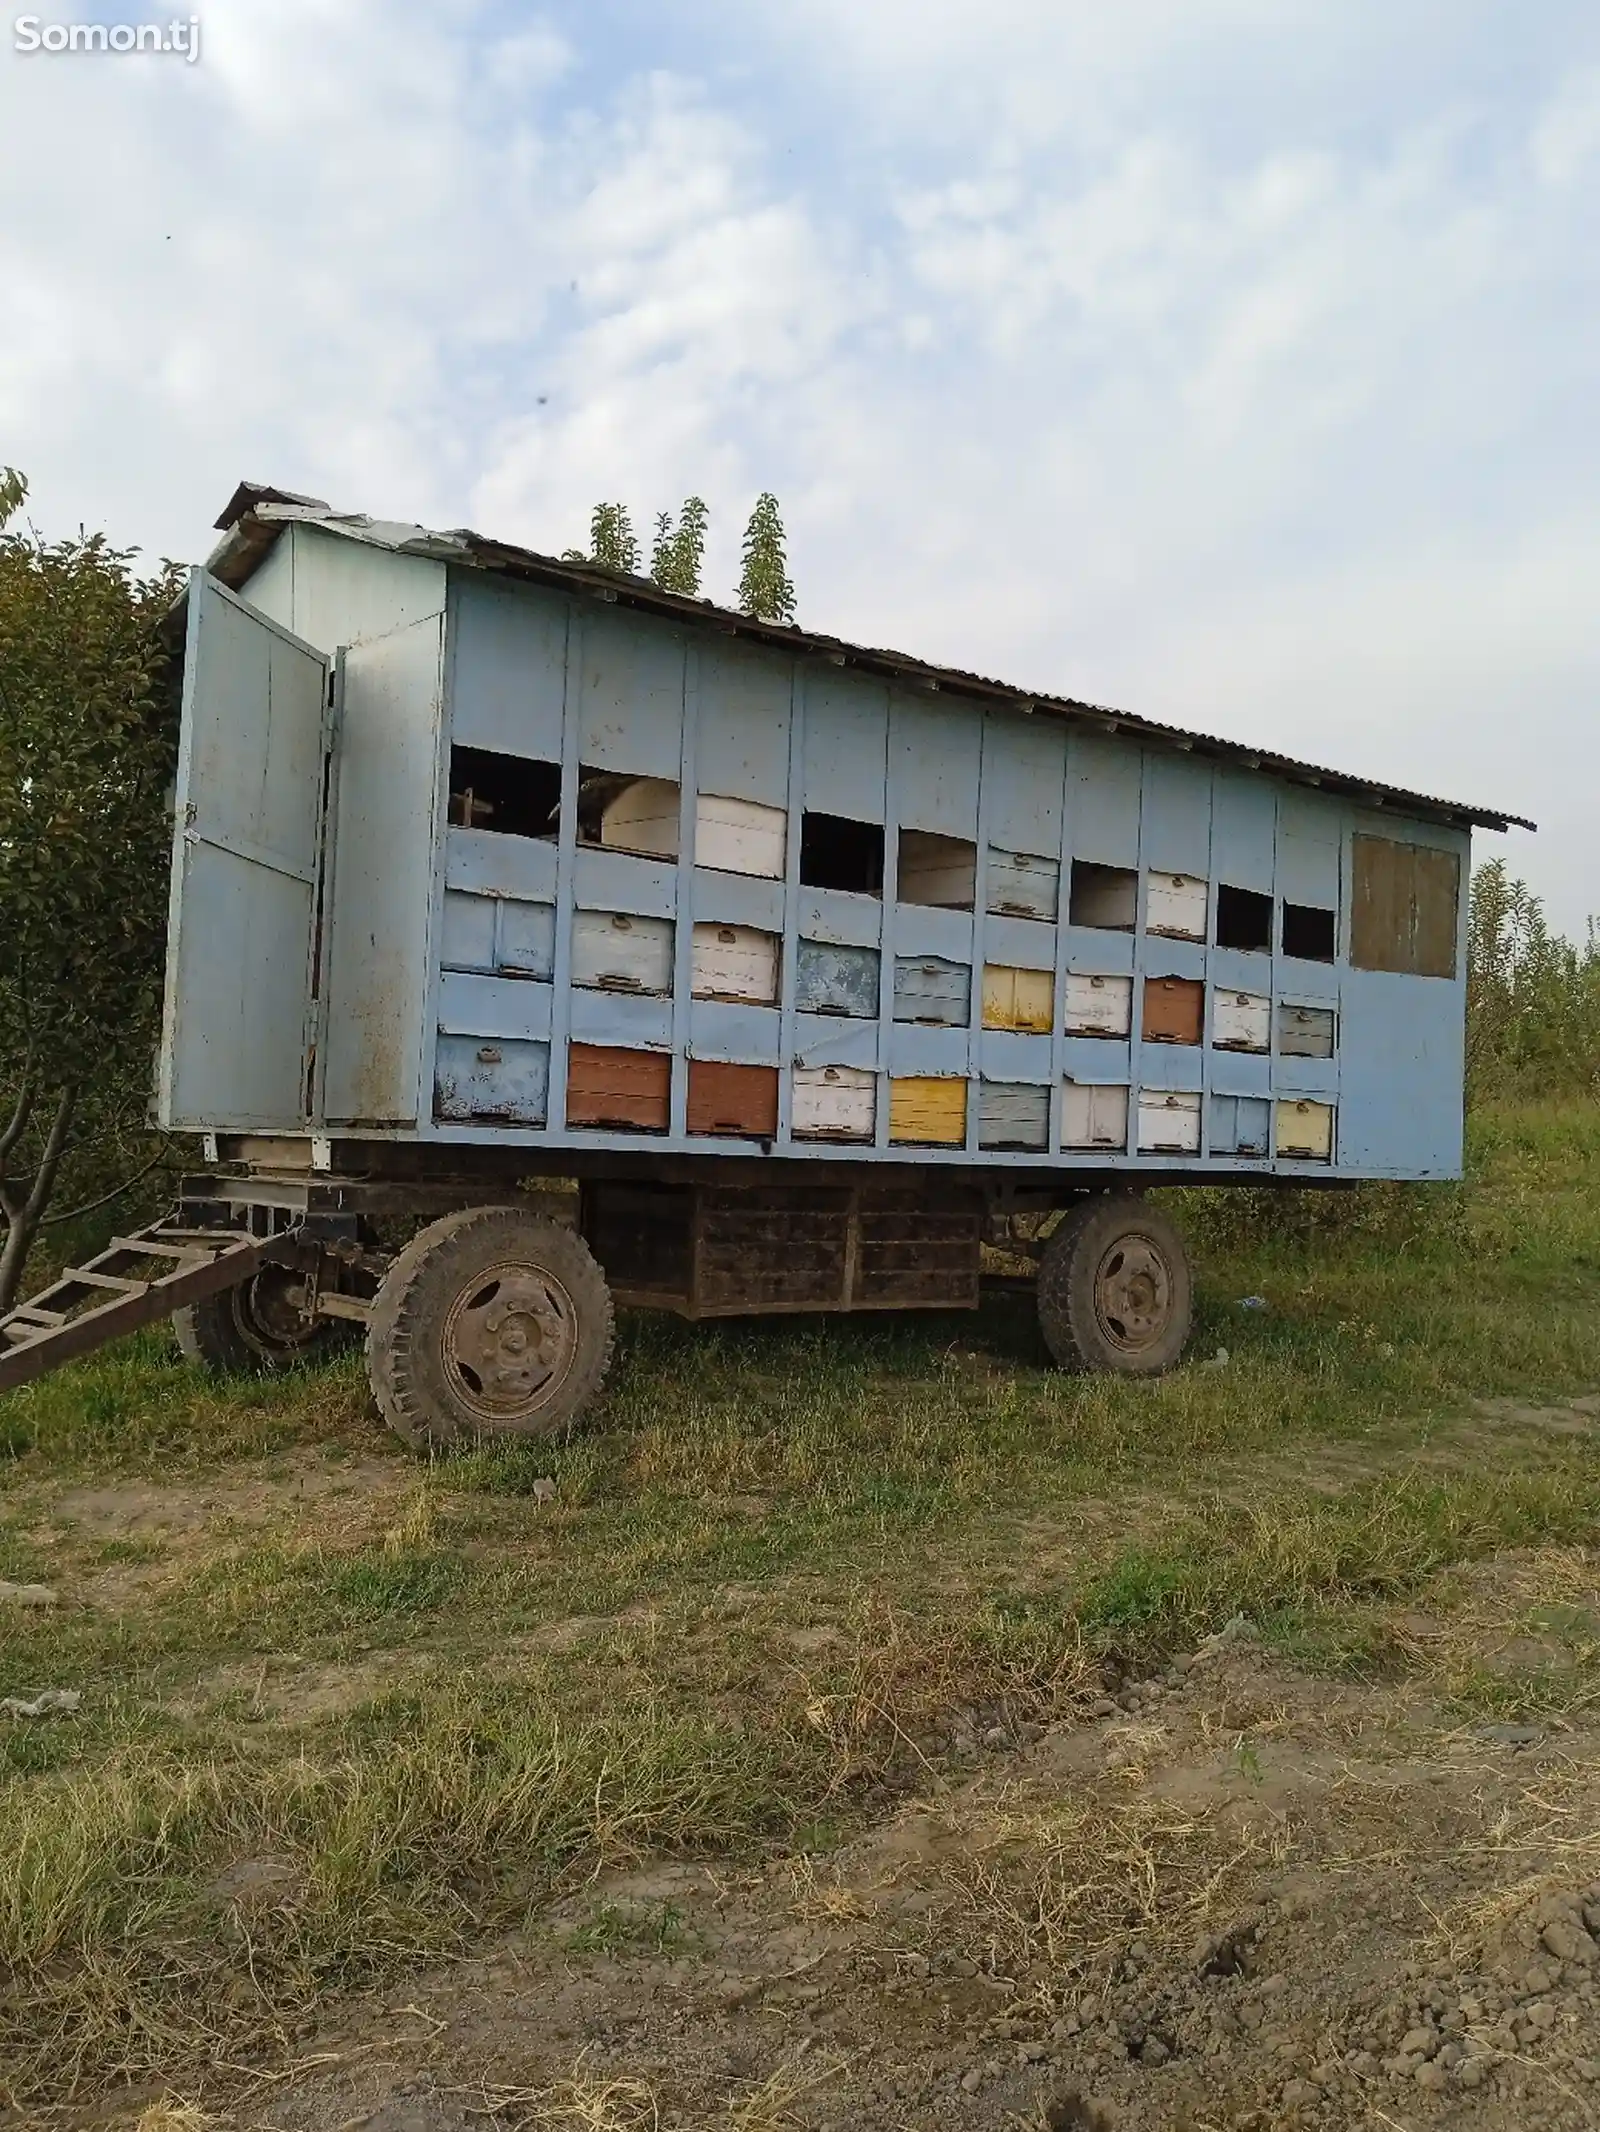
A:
472 2054 833 2130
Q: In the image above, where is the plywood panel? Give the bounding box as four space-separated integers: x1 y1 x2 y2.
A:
889 1076 968 1145
1063 1083 1129 1151
792 1063 876 1141
1142 975 1204 1045
1351 834 1461 979
803 670 889 822
891 694 983 838
694 640 791 803
687 1060 779 1138
566 1044 671 1131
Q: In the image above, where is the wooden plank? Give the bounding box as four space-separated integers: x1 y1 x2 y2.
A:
686 1060 779 1138
1141 975 1204 1045
888 1076 968 1145
566 1044 671 1131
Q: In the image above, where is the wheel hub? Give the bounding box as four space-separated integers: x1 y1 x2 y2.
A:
1092 1235 1174 1355
441 1262 578 1422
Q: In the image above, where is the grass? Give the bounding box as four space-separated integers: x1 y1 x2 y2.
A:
0 1097 1598 2105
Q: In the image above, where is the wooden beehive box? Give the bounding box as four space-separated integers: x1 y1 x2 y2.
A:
695 793 786 878
981 963 1053 1033
792 1063 876 1141
571 909 674 994
986 847 1059 922
1212 988 1270 1052
1064 971 1132 1038
567 1044 671 1131
794 940 880 1017
687 1059 779 1138
1142 975 1204 1045
1137 1088 1201 1153
889 1076 967 1145
691 923 779 1004
1062 1082 1129 1151
893 955 971 1026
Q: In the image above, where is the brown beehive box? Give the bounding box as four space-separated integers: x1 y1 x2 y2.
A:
686 1059 779 1138
1142 975 1204 1045
566 1044 671 1131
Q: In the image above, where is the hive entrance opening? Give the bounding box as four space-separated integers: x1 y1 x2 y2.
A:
1215 883 1273 952
800 812 885 895
1069 861 1138 931
447 747 560 839
1282 901 1336 962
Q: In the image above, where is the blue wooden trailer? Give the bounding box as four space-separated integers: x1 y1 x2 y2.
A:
0 482 1532 1443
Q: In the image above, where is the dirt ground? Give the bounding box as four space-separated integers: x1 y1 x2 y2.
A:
181 1567 1598 2132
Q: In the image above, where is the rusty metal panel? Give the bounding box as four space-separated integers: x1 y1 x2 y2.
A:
434 1034 550 1124
577 611 684 779
981 963 1053 1033
160 573 328 1132
322 612 445 1126
1137 1088 1201 1153
566 1044 671 1131
1212 988 1270 1053
1062 1082 1129 1152
792 1063 876 1141
888 1076 968 1145
1142 975 1204 1045
1276 1096 1335 1160
795 938 881 1018
1351 833 1461 978
893 955 972 1025
986 846 1060 922
692 922 780 1004
1210 1092 1271 1158
977 1082 1050 1150
686 1060 780 1138
571 909 675 995
1277 1001 1336 1057
694 639 791 804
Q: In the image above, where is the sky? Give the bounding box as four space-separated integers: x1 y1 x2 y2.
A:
1 0 1595 930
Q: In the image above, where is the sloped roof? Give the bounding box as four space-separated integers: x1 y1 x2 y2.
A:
203 485 1534 834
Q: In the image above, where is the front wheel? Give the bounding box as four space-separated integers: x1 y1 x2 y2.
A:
174 1264 356 1377
1036 1194 1192 1375
366 1205 615 1450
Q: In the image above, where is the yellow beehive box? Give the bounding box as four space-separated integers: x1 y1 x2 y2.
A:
888 1075 968 1145
981 963 1053 1033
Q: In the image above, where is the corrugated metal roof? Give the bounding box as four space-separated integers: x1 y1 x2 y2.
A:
202 488 1535 835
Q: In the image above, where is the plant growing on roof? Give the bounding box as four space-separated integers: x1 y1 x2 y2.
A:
649 496 709 596
0 469 183 1307
562 502 640 576
737 492 797 624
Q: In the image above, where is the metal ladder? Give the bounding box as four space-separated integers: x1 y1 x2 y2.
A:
0 1217 301 1397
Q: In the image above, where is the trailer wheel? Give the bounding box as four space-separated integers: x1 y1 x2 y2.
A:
366 1205 614 1450
174 1267 353 1376
1036 1194 1192 1376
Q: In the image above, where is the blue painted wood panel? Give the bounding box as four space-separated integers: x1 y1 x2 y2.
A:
577 611 684 778
448 575 566 761
1141 752 1213 876
695 640 791 804
1068 734 1141 866
891 694 982 838
690 1000 783 1064
981 712 1067 857
1277 788 1342 913
435 1033 549 1125
444 823 559 903
979 1030 1053 1083
692 867 785 932
794 940 880 1018
572 844 677 919
894 904 974 962
803 670 888 821
437 972 554 1042
793 1012 881 1070
797 887 882 948
1210 1092 1271 1158
1211 769 1277 895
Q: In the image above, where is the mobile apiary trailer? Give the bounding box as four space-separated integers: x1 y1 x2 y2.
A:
0 483 1532 1444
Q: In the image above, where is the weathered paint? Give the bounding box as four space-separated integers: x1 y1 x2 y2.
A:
567 1044 671 1131
1212 989 1271 1053
794 938 880 1017
1210 1092 1271 1157
439 890 556 980
1145 869 1208 940
1064 971 1133 1038
1142 975 1204 1046
695 792 787 878
686 1060 779 1138
1138 1088 1202 1154
1277 1001 1337 1058
986 846 1060 922
691 923 780 1004
981 963 1053 1033
1276 1097 1335 1160
571 909 675 995
889 1076 968 1145
893 954 972 1026
1063 1082 1129 1151
792 1063 876 1140
977 1081 1050 1150
434 1034 549 1124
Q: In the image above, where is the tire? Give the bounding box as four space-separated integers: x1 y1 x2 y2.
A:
1036 1194 1192 1376
365 1205 615 1451
173 1263 355 1377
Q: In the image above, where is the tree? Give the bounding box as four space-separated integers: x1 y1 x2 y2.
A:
0 472 183 1307
737 493 797 623
649 496 709 596
561 501 640 576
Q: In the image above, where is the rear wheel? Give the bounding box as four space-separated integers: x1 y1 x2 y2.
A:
174 1263 354 1376
366 1205 614 1451
1036 1194 1192 1375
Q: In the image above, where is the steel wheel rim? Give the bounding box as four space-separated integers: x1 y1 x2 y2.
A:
233 1268 321 1357
440 1259 579 1425
1092 1233 1175 1356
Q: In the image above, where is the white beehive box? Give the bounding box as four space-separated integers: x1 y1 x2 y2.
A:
1137 1088 1201 1153
1276 1097 1335 1159
1212 989 1271 1052
691 922 779 1004
600 777 681 858
897 829 977 909
1146 869 1208 939
1064 971 1133 1038
695 793 786 878
1062 1082 1129 1151
792 1063 876 1140
986 847 1060 922
571 909 675 994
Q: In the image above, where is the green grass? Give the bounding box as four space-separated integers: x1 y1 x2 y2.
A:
1 1097 1598 2104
